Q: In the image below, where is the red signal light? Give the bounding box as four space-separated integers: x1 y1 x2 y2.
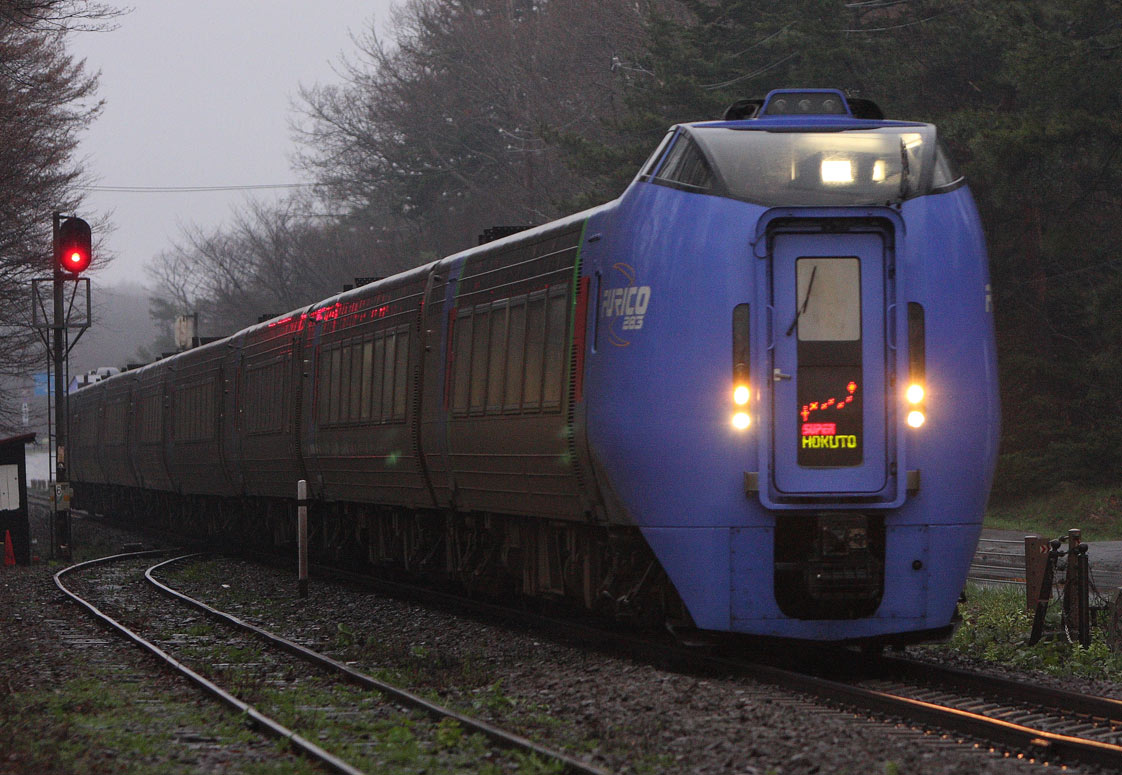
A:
56 217 92 274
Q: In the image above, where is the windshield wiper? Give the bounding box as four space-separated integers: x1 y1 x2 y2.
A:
786 265 817 337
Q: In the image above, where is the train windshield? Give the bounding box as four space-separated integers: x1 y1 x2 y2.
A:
690 125 944 207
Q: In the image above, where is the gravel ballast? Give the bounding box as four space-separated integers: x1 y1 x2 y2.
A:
0 506 1090 774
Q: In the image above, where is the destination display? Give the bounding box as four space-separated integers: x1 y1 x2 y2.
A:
797 368 862 467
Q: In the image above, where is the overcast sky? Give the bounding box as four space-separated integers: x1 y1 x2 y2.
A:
68 1 395 288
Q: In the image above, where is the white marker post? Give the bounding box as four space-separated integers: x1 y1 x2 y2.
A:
297 479 308 598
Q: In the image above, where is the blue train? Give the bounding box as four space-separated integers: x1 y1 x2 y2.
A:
70 89 999 645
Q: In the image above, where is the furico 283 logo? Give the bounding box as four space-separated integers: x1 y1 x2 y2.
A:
601 262 652 347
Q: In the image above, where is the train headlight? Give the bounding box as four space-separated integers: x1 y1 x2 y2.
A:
821 159 854 184
732 304 751 432
907 304 926 431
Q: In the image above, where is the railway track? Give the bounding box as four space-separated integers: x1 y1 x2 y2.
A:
55 550 609 775
46 504 1122 770
279 549 1122 770
317 553 1122 770
709 649 1122 771
969 535 1122 590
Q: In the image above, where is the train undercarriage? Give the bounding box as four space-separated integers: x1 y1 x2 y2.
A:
74 484 691 628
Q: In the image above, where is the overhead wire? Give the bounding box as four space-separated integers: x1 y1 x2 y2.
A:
78 183 324 193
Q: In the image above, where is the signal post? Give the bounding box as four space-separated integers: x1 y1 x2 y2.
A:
33 213 92 559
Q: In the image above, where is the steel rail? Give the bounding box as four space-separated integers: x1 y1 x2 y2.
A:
54 550 369 775
146 554 611 775
704 654 1122 770
877 653 1122 725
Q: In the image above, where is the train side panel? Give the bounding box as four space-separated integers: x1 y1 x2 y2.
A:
442 222 590 519
582 183 760 531
68 381 106 486
227 314 308 498
98 371 139 489
301 267 431 508
165 343 236 497
130 364 173 492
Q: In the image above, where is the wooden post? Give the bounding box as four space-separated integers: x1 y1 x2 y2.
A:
297 479 308 598
1025 535 1047 613
1064 529 1083 641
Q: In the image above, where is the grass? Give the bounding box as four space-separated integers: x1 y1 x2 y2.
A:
922 583 1122 681
252 681 563 774
0 676 315 774
985 485 1122 542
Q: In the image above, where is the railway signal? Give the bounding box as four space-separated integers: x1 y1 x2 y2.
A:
56 216 92 275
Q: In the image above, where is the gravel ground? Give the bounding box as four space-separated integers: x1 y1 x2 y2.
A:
0 504 1096 774
0 507 315 774
159 564 1051 774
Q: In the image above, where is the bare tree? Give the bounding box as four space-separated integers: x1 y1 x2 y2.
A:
148 0 661 345
295 0 652 257
0 0 113 432
147 200 420 338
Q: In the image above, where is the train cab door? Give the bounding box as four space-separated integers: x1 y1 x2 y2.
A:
768 227 891 497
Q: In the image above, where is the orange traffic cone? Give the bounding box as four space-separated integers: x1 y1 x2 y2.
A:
3 530 14 567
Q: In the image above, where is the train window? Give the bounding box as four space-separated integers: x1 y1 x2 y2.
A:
245 358 285 434
932 141 963 189
361 340 374 421
340 344 353 422
393 328 409 421
504 300 527 411
523 292 546 410
692 125 938 206
639 130 675 181
470 307 490 414
487 303 508 413
316 350 329 424
795 258 861 341
654 134 713 192
543 288 568 409
140 393 161 442
329 347 342 424
452 312 472 415
105 400 128 444
369 333 383 421
384 332 400 421
173 380 215 442
349 343 363 421
446 289 568 417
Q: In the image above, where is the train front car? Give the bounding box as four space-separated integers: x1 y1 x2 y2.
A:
582 90 999 644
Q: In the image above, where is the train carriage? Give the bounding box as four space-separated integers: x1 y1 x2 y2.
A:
71 90 998 645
